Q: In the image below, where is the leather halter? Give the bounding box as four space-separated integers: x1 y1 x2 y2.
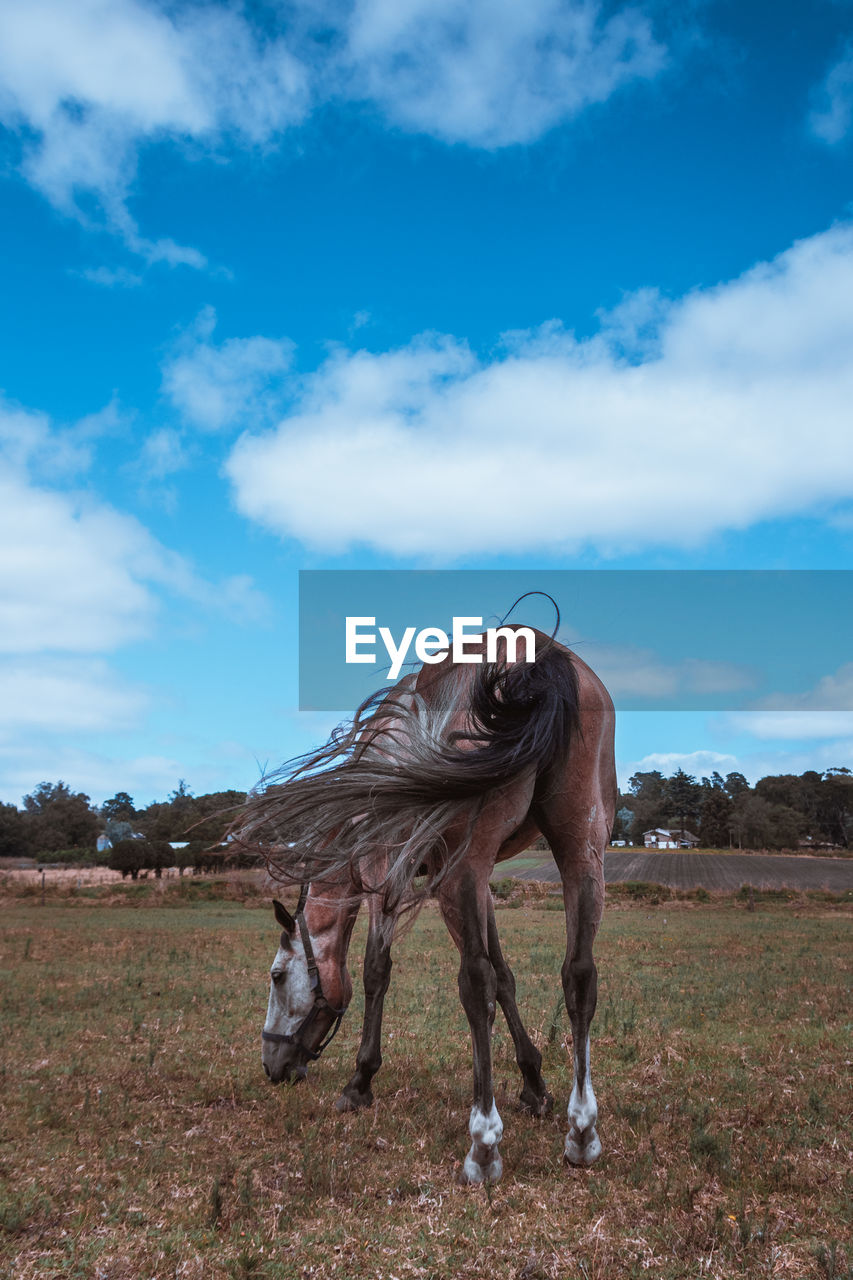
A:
261 883 347 1062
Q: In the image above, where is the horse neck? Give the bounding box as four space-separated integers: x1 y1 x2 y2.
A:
303 881 358 1008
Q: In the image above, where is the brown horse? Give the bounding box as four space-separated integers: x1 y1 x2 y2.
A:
243 627 615 1182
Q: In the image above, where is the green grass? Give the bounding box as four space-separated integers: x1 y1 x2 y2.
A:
0 897 850 1278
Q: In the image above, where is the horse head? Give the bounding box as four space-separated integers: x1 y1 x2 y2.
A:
262 896 348 1084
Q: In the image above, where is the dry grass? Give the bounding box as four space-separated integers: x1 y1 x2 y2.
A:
1 867 126 888
0 895 850 1279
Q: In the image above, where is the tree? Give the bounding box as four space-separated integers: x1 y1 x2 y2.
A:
136 801 174 842
22 781 99 852
147 839 173 879
185 790 246 845
172 844 195 877
100 792 136 826
730 793 804 850
766 803 806 850
819 768 852 847
730 793 773 849
698 789 732 847
0 802 31 857
137 780 201 843
724 772 750 801
107 838 147 880
664 769 701 834
626 771 667 843
612 805 634 841
104 820 135 846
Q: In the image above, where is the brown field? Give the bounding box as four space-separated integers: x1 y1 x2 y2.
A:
1 866 127 887
518 851 853 894
0 892 850 1279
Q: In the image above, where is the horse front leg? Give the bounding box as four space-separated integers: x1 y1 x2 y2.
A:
441 876 504 1184
487 897 552 1117
336 895 396 1112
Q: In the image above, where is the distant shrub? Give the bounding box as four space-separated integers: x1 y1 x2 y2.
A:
34 847 98 867
107 839 149 880
621 881 672 904
736 885 797 904
190 846 228 874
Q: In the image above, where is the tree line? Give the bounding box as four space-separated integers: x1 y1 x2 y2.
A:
0 780 249 875
616 766 852 849
0 765 850 866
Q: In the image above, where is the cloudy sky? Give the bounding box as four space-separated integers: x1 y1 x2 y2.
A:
1 0 852 806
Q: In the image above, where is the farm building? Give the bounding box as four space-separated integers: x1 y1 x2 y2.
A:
643 828 699 849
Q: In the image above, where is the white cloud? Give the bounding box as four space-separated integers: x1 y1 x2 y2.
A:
162 307 294 432
572 642 755 701
225 222 853 557
720 664 853 741
810 43 853 144
0 394 273 798
0 396 95 476
77 265 143 288
0 397 269 653
622 749 738 779
617 740 853 790
0 0 311 257
0 658 147 734
0 470 157 653
723 664 853 733
732 742 853 784
0 0 665 257
724 712 853 741
763 663 853 712
330 0 665 147
138 427 188 480
0 743 187 807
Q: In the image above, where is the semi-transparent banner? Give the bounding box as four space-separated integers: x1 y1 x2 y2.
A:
298 570 852 712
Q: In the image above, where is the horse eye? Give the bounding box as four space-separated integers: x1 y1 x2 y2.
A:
271 971 285 984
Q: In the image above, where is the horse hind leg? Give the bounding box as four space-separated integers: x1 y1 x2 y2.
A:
459 943 504 1185
535 802 607 1167
439 873 505 1185
486 898 552 1117
559 866 604 1166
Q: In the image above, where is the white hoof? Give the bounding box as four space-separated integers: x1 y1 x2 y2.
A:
461 1102 504 1183
463 1147 503 1184
564 1127 602 1167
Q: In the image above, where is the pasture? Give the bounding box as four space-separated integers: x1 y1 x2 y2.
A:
1 896 850 1280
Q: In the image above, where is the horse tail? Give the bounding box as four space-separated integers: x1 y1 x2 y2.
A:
232 642 580 912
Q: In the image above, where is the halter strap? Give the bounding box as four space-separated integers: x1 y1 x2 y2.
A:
295 881 321 992
262 883 347 1061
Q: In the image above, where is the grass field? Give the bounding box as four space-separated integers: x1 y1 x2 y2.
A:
1 896 850 1279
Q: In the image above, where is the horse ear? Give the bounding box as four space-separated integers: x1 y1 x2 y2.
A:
273 899 296 935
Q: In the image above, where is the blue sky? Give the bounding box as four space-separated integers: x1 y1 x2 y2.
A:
1 0 852 807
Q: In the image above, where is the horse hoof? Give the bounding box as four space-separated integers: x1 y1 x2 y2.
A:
564 1128 602 1167
519 1087 553 1117
335 1089 373 1113
460 1152 503 1185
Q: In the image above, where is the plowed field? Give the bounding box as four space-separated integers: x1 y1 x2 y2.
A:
520 850 853 891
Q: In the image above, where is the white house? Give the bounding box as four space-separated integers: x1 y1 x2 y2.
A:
644 828 699 849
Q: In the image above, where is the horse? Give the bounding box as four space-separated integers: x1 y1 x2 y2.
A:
240 626 615 1183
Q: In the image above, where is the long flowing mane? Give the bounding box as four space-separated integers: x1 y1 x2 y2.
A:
230 637 580 912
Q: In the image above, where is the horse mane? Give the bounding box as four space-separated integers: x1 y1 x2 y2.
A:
229 640 580 914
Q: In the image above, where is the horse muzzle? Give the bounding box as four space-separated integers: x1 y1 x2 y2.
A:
262 1054 308 1085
